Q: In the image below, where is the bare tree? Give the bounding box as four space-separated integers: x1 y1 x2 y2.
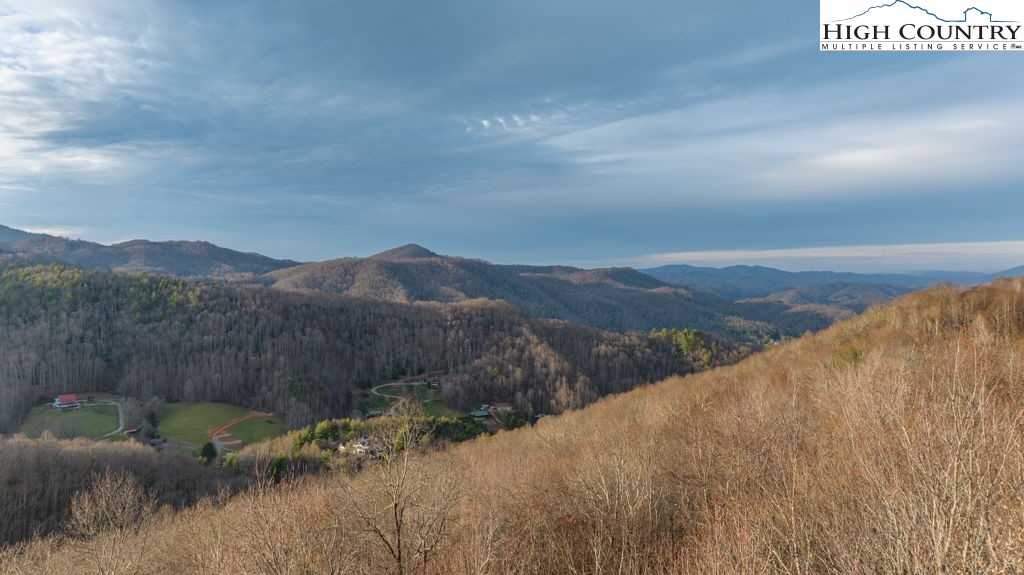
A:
64 470 156 575
342 406 460 575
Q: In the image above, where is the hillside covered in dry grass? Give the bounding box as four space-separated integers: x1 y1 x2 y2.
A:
4 278 1024 574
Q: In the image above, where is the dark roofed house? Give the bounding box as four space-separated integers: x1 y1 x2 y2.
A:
52 394 81 410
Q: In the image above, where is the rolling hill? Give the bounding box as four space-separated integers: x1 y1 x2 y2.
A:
747 281 911 312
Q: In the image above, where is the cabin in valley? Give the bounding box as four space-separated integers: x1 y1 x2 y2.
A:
52 394 81 410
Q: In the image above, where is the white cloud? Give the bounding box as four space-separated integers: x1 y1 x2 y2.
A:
0 4 155 184
537 59 1024 205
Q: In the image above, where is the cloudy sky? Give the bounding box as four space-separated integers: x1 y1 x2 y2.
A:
0 0 1021 271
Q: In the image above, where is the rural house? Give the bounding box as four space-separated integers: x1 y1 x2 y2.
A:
52 394 81 410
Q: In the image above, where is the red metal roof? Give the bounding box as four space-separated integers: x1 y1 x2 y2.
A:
57 394 78 404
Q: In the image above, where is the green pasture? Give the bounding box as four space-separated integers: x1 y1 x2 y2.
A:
228 415 285 446
20 402 119 439
158 402 250 447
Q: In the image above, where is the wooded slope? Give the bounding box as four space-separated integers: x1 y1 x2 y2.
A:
267 249 838 340
6 278 1022 573
0 264 726 432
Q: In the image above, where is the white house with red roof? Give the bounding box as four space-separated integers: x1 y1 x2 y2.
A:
52 394 81 410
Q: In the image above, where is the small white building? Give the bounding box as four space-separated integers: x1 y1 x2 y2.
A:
52 394 81 410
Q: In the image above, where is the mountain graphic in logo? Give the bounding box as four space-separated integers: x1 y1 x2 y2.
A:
833 0 1016 23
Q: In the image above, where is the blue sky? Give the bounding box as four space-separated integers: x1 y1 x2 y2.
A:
0 0 1022 272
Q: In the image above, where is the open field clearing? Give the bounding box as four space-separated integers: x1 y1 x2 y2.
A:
19 402 119 439
158 402 252 447
225 415 284 446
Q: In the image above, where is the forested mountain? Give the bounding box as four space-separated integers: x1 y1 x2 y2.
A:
0 225 37 243
0 263 733 433
0 225 298 280
266 246 838 341
0 225 913 341
748 282 911 313
4 224 981 343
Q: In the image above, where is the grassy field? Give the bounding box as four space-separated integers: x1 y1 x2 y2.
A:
228 415 284 446
20 403 119 439
158 402 251 447
422 401 462 418
365 384 463 417
19 397 287 448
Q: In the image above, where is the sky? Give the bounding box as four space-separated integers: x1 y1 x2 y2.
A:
0 0 1022 272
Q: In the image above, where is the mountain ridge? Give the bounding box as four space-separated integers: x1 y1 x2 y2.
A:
642 262 1017 299
5 224 1018 342
0 225 301 280
264 253 836 341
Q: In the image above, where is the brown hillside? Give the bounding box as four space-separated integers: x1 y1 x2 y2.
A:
6 279 1024 574
266 252 839 341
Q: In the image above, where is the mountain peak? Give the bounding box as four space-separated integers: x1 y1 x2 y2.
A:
368 244 442 261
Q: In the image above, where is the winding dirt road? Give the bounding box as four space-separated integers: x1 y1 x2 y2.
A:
208 411 273 452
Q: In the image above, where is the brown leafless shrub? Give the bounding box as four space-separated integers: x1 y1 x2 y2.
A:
341 412 461 575
63 470 156 575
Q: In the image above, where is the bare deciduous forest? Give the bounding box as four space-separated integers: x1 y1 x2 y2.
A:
4 276 1024 573
0 264 732 433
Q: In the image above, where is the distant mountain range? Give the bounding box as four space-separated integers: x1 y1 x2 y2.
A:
641 263 1020 300
0 224 298 281
3 224 1019 342
265 243 850 340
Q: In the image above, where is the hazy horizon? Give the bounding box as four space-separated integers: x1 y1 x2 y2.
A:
6 223 1019 275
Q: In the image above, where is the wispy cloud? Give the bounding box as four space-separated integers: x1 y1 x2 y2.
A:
18 225 90 239
542 58 1024 205
631 241 1024 273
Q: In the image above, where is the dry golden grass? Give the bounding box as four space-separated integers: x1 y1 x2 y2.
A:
5 279 1024 574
